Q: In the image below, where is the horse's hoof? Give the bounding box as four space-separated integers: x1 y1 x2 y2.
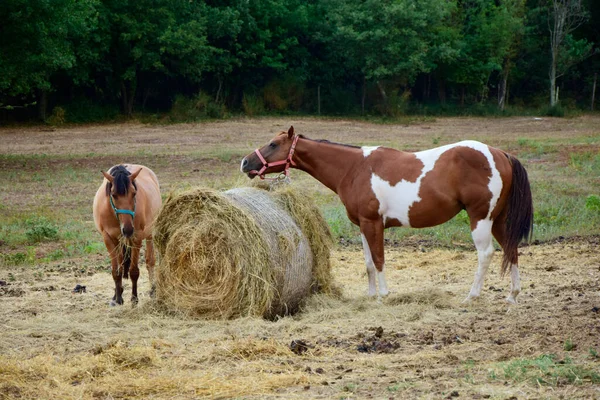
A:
131 297 139 306
109 300 117 307
506 296 518 305
379 289 390 297
462 295 478 304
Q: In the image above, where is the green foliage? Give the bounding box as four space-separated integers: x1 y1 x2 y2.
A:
25 218 59 243
585 195 600 212
0 0 99 96
0 0 598 118
543 104 566 117
1 247 36 266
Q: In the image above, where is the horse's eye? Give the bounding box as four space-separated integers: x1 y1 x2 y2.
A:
269 142 277 149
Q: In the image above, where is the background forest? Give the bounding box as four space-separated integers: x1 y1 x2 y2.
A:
1 0 598 123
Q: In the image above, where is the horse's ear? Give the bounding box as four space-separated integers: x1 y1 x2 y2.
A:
130 168 142 181
287 126 294 139
102 171 114 183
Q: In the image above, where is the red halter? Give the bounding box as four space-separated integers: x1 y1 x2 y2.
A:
250 135 300 180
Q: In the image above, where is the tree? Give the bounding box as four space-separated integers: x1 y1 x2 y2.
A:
443 0 525 107
548 0 592 106
327 0 455 111
0 0 99 119
101 0 212 116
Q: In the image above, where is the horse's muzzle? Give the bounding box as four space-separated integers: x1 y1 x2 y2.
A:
122 225 134 238
240 156 259 178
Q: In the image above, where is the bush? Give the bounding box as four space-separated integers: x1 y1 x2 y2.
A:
25 217 59 243
542 104 565 117
47 106 66 126
242 93 265 117
263 77 306 112
375 90 411 118
169 92 227 121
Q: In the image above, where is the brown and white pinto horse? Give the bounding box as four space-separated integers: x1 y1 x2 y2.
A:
93 164 162 306
241 127 533 303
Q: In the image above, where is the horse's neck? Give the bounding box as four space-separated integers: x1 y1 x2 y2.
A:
293 139 363 193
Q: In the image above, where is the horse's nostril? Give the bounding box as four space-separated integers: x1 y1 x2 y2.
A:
242 159 248 167
122 226 134 237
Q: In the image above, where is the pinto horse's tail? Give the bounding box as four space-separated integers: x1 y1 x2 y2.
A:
122 245 131 280
501 155 533 276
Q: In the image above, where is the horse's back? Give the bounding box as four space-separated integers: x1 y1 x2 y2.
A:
123 164 162 222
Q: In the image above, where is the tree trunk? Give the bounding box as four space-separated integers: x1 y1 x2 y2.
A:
498 70 509 111
376 81 387 103
437 78 446 105
142 88 151 111
591 72 597 111
121 80 136 117
550 55 558 107
317 85 321 115
120 81 128 116
460 85 465 107
38 89 48 121
215 77 223 103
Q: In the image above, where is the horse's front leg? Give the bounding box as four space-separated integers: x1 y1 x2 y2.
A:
129 239 142 305
359 218 388 297
103 232 124 306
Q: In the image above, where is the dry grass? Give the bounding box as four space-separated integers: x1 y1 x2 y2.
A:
1 117 600 399
2 238 600 399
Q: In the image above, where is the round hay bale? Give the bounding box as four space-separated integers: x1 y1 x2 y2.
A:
153 186 334 319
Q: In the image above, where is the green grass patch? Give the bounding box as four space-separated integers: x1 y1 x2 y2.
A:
490 354 600 386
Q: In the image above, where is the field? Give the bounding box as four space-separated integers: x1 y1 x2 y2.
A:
1 116 599 399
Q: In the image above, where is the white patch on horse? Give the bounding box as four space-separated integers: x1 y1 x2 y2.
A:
465 219 494 302
369 141 502 227
507 263 521 304
240 156 247 173
361 233 377 296
362 146 380 157
377 271 389 296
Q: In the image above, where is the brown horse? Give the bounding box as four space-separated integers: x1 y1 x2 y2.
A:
241 127 533 303
93 164 162 306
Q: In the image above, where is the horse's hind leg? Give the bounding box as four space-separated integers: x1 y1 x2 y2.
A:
145 236 156 297
491 217 521 304
464 219 495 303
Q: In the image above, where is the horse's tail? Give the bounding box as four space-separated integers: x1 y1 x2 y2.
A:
122 245 131 280
501 154 533 276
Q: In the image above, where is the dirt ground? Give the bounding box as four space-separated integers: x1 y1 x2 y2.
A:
1 117 600 399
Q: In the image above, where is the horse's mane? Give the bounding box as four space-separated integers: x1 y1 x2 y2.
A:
105 165 136 196
297 134 361 149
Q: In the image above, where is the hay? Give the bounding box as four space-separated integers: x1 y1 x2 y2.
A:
153 185 334 319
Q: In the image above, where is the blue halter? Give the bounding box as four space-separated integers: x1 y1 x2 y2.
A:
110 194 136 219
